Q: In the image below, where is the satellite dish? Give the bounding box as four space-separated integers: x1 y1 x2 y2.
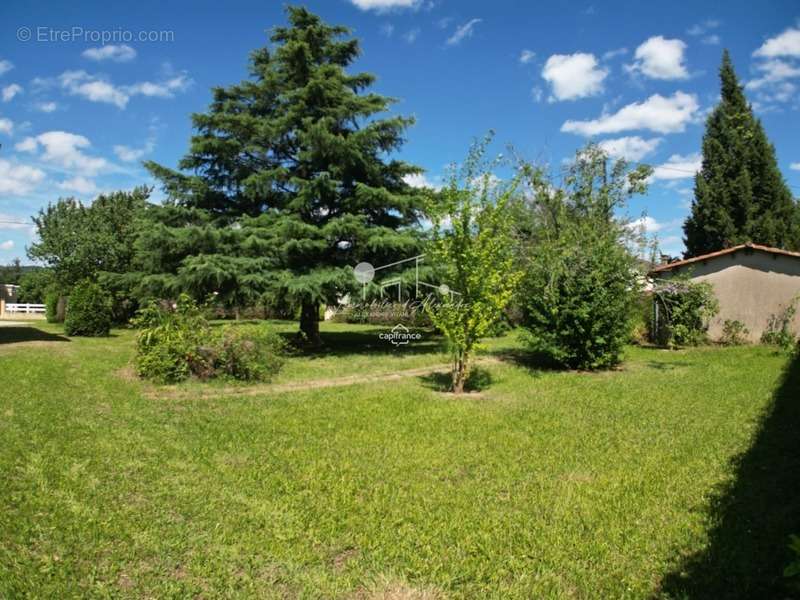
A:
354 262 375 284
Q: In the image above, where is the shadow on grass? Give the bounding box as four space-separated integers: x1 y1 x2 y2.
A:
419 366 493 393
0 326 71 345
644 361 695 371
658 351 800 599
488 348 563 374
281 328 447 358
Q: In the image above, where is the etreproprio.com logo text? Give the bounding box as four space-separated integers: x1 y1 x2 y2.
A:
16 26 175 44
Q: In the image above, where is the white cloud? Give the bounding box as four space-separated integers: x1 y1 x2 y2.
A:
437 17 453 29
380 23 394 37
35 101 58 113
597 136 662 161
16 131 109 176
702 34 721 45
14 137 37 152
447 19 481 46
519 49 536 64
531 86 544 102
349 0 420 11
58 70 191 109
746 58 800 90
2 84 22 102
0 159 46 195
687 19 720 37
57 176 97 195
602 47 628 60
628 216 663 233
0 117 12 135
626 36 689 80
82 44 137 62
403 28 420 44
0 240 14 250
754 27 800 58
124 74 191 98
113 138 155 162
403 172 441 190
0 59 12 76
659 234 684 248
561 91 699 136
59 70 128 108
541 52 607 101
790 162 800 171
651 153 702 181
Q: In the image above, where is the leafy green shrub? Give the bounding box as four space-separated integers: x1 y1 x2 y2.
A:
133 295 210 383
720 319 749 346
629 296 652 345
64 281 113 336
651 276 719 348
522 229 641 369
761 296 798 352
516 143 652 371
133 295 285 383
17 268 54 304
213 323 286 382
45 290 61 323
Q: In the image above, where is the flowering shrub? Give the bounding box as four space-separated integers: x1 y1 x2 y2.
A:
133 295 285 383
651 276 719 348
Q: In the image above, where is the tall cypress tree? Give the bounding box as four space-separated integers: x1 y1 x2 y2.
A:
139 6 424 343
683 50 799 257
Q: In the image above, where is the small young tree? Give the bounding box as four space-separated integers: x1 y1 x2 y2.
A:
425 137 522 393
518 145 652 369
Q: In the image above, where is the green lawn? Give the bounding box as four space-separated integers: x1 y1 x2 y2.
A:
1 321 798 598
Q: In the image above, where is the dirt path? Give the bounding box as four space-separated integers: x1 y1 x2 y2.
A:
146 357 502 400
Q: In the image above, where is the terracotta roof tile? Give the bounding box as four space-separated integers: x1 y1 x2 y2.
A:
649 242 800 274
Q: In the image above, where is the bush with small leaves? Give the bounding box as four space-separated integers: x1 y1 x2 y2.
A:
761 297 798 353
720 319 749 346
133 295 210 383
517 144 652 370
133 295 286 383
45 291 61 323
651 276 719 348
64 281 113 337
213 323 286 382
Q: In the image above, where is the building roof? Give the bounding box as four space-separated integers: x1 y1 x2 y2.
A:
649 242 800 274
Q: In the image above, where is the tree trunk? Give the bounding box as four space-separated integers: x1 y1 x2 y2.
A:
56 296 67 322
299 300 322 346
452 354 469 394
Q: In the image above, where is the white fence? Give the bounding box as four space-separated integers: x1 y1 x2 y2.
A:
4 303 46 314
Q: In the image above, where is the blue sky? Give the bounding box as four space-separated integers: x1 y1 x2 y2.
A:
1 0 799 264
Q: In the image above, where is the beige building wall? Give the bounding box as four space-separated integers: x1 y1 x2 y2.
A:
661 250 800 342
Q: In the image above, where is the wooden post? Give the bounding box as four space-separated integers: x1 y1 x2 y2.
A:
0 298 5 317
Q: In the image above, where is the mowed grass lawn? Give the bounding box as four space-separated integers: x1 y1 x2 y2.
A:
1 321 798 599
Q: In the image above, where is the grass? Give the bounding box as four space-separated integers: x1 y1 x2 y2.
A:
0 320 798 598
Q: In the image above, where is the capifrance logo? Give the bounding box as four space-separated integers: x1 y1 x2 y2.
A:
379 323 422 346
